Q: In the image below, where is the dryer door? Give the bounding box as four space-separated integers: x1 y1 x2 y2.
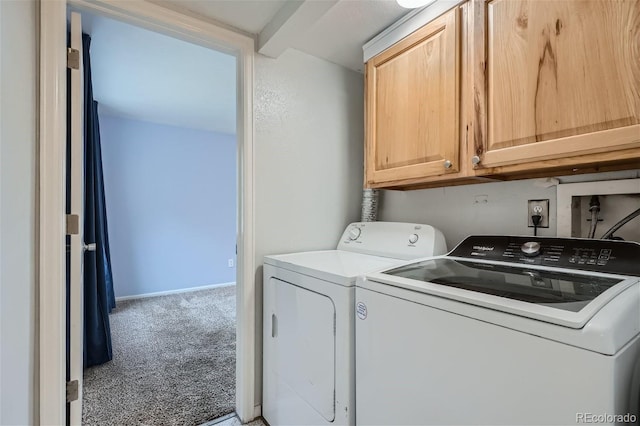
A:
270 277 336 421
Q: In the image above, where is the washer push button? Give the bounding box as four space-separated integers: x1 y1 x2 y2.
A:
598 249 611 261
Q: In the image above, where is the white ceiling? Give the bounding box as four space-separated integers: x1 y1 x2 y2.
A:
152 0 289 34
81 0 413 133
156 0 410 73
288 0 409 72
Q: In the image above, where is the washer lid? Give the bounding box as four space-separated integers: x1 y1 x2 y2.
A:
370 256 636 329
362 267 640 354
264 250 401 286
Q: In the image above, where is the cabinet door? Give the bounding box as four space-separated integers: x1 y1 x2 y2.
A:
474 0 640 170
366 8 460 186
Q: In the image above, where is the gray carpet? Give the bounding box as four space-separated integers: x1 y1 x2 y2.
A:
82 286 236 426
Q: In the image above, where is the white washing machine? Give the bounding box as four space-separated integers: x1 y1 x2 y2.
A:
262 222 447 426
356 235 640 425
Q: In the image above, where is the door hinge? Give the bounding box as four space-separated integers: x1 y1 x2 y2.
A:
66 380 79 402
67 48 80 70
66 214 79 235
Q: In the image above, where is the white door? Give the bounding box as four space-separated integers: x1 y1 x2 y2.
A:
267 277 336 422
68 11 85 426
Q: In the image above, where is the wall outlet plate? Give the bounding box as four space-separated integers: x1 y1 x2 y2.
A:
528 199 550 228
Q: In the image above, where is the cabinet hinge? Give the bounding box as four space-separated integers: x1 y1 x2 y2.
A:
67 48 80 70
66 380 79 402
66 214 79 235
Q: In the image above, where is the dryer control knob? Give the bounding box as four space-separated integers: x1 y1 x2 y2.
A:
521 241 542 257
348 228 361 241
408 234 419 244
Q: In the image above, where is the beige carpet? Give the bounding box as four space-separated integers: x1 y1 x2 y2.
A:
82 286 236 426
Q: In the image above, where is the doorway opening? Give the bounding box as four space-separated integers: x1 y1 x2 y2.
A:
76 11 238 425
38 1 256 424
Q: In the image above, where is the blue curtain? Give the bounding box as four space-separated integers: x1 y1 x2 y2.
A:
82 33 116 367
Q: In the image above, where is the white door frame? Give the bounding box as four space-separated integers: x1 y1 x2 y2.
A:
67 11 85 424
38 1 256 424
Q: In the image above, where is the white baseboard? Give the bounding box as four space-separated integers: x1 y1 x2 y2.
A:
253 405 262 419
115 282 236 302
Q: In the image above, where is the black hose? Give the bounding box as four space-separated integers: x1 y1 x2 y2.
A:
588 195 600 239
601 207 640 240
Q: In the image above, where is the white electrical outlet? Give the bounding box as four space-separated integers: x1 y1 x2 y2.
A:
228 259 234 268
527 199 550 228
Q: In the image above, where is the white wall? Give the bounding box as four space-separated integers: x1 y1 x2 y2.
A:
0 0 37 424
100 115 237 298
254 49 365 403
379 170 640 250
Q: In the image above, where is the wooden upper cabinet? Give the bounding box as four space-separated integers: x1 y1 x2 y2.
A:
473 0 640 170
365 8 460 187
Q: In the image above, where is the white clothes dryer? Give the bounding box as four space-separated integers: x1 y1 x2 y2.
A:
262 222 447 426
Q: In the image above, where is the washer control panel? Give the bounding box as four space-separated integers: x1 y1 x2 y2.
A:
450 235 640 276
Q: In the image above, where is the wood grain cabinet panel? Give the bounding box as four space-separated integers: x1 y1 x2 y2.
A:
364 0 639 189
365 8 460 186
476 0 640 169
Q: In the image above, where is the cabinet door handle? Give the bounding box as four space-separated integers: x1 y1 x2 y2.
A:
444 160 452 169
472 155 481 166
271 313 277 338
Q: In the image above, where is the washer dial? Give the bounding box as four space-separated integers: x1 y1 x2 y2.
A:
521 241 542 257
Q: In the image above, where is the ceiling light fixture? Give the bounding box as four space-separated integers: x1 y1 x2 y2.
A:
396 0 437 9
